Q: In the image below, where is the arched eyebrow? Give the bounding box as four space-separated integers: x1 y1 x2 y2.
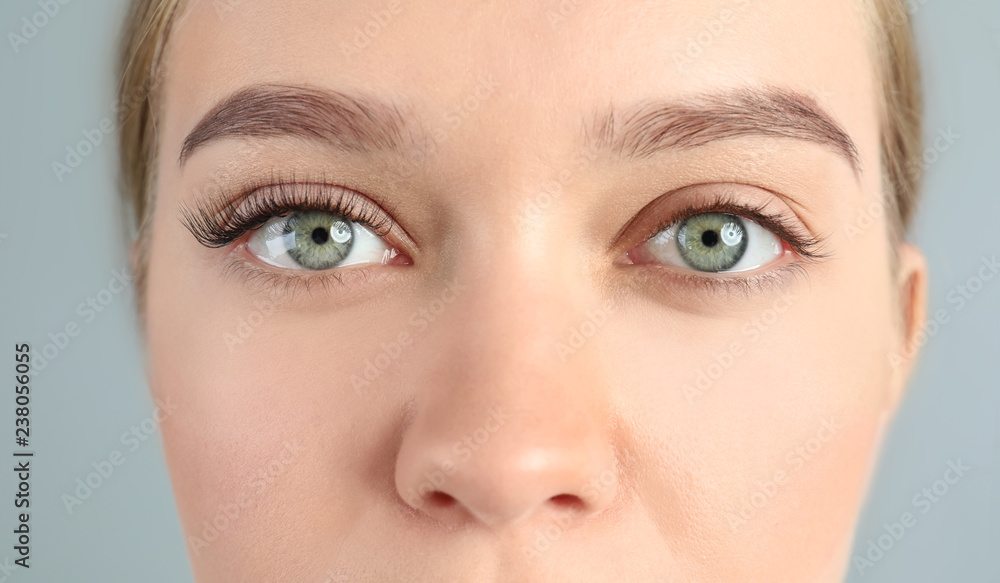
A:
587 86 861 175
180 84 860 177
178 84 417 166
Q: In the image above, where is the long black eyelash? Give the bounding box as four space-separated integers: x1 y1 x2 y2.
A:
180 175 394 249
648 194 830 261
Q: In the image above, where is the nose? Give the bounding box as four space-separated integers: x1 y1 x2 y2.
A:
393 271 620 529
394 397 619 528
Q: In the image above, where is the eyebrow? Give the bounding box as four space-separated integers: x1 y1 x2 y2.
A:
179 84 415 165
181 84 859 177
588 86 861 174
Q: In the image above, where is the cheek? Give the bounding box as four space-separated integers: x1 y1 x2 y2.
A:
143 251 405 575
607 270 896 579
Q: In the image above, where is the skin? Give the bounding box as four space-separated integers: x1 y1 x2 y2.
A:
141 0 928 581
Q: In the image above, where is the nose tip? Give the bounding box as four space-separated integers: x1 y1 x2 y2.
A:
394 406 619 529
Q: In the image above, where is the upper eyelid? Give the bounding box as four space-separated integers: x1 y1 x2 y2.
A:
179 180 411 251
611 183 828 259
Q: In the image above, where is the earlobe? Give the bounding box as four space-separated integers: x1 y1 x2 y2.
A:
887 242 929 409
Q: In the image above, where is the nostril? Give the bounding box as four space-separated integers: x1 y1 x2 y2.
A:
549 494 584 511
425 491 457 509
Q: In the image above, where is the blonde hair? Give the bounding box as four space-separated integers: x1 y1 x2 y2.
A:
862 0 924 243
117 0 185 313
117 0 923 302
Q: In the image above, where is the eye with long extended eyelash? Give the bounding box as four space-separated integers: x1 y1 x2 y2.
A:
180 177 396 249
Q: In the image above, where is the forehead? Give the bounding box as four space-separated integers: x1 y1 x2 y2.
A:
160 0 878 168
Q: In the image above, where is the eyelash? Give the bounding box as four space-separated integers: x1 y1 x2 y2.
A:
622 194 829 298
643 195 827 261
180 177 395 249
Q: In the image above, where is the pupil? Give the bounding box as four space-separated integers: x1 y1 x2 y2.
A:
701 230 719 247
311 227 329 245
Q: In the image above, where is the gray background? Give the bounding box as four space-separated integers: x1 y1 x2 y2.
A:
0 1 997 581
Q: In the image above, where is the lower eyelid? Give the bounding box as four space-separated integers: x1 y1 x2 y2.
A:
220 248 381 297
622 260 809 308
627 246 795 277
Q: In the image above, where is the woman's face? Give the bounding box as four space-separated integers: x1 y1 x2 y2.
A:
144 0 926 580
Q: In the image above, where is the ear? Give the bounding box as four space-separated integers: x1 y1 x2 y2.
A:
887 242 928 409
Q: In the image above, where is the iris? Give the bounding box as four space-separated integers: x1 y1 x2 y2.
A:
676 213 748 272
283 211 354 270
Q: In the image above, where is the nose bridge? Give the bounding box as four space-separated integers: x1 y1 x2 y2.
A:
442 220 606 411
393 233 620 528
444 170 593 363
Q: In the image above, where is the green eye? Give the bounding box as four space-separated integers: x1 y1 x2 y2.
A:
282 211 354 270
247 206 396 272
676 213 748 272
629 211 785 274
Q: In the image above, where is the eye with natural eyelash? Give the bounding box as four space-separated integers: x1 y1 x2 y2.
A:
620 194 830 300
